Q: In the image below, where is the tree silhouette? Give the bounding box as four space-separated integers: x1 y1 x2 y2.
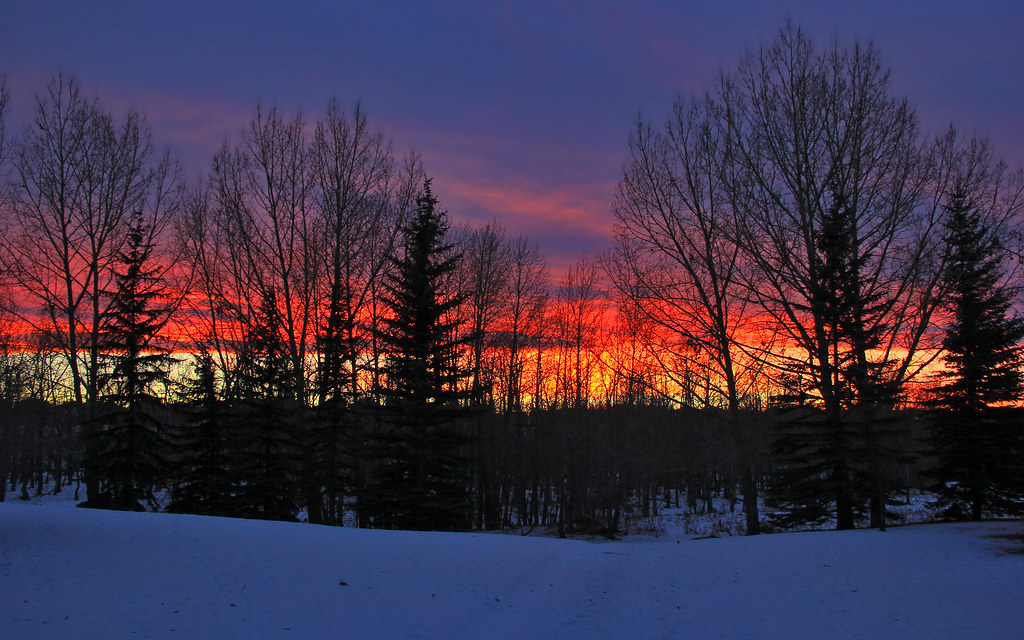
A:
86 211 176 510
360 179 473 531
928 186 1024 520
229 292 303 521
768 184 903 529
167 351 237 517
2 75 182 502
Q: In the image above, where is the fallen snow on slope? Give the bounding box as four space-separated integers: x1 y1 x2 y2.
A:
1 502 1022 639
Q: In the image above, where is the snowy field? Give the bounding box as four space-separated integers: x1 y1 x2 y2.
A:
2 500 1022 639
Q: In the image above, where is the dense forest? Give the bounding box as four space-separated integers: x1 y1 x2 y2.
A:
1 25 1023 535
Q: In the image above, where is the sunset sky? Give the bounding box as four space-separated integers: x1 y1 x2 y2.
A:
2 1 1021 274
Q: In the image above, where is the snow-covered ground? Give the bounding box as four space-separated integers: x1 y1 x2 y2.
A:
2 500 1022 639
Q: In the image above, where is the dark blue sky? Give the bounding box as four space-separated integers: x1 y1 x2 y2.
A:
2 1 1021 273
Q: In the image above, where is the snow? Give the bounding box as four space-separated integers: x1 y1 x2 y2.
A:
2 501 1022 639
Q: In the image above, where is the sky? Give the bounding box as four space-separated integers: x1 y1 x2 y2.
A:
2 1 1022 275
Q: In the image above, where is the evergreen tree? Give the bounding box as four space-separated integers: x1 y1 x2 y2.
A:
929 186 1024 520
307 276 365 526
85 211 176 511
305 398 364 526
768 186 903 529
230 292 303 521
167 351 238 516
360 179 474 531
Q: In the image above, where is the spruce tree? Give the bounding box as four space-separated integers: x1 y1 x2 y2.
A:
167 351 238 516
768 186 904 529
305 399 362 526
929 186 1024 520
86 211 176 511
360 179 474 531
230 292 303 521
307 279 365 526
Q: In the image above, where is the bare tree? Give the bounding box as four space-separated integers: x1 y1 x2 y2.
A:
0 74 14 390
495 235 549 413
246 105 318 400
203 105 319 403
718 25 948 529
0 78 19 496
609 96 766 533
311 102 412 405
307 102 419 525
598 297 666 407
0 75 179 500
175 185 242 391
458 221 511 406
365 155 424 403
0 75 9 179
553 257 604 409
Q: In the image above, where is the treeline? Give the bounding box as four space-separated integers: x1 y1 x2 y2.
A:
1 24 1024 533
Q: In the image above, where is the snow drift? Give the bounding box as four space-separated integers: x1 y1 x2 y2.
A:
2 502 1022 639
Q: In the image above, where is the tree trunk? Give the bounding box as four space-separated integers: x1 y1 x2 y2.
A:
741 467 760 535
